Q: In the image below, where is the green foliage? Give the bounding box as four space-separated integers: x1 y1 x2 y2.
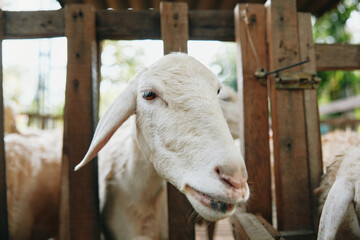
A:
99 41 146 117
314 0 360 104
209 43 237 91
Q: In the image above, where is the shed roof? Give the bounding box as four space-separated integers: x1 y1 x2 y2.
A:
57 0 340 16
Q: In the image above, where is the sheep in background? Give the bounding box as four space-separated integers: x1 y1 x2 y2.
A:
6 129 62 240
316 146 360 240
4 99 19 134
2 98 62 239
77 53 249 240
218 85 239 140
315 130 360 239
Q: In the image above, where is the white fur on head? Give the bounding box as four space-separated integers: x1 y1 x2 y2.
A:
77 53 249 221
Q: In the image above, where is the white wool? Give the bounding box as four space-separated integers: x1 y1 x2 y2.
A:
84 53 249 239
6 129 62 240
316 146 360 240
4 53 247 240
3 99 18 134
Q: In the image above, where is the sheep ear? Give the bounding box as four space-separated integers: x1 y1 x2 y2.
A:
317 178 354 240
75 78 139 171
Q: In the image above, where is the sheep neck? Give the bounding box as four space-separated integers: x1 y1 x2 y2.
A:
128 134 165 202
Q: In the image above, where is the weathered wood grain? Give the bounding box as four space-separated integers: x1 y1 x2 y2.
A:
3 10 65 39
0 10 9 240
59 4 100 240
231 213 284 240
298 12 323 231
315 43 360 70
266 0 313 231
161 2 188 53
234 3 272 223
96 10 161 40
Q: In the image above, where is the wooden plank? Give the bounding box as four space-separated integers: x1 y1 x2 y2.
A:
3 10 65 39
0 10 9 240
59 4 100 240
160 2 194 240
280 230 316 240
266 0 313 231
231 213 284 240
96 10 161 40
298 12 323 231
188 10 234 41
315 43 360 71
161 2 188 53
234 3 271 223
1 8 360 69
319 95 360 115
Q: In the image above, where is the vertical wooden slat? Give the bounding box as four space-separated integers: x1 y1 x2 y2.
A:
0 10 9 240
234 3 272 223
266 0 313 231
298 12 323 230
161 2 188 53
160 2 193 240
60 4 100 240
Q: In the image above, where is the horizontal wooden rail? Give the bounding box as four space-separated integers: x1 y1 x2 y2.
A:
2 9 359 71
319 95 360 115
315 44 360 71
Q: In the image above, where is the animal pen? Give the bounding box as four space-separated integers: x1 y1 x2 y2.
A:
0 0 359 239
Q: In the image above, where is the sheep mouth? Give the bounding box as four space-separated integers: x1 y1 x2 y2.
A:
185 185 235 213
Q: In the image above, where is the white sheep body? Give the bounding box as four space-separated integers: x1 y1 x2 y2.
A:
316 146 360 240
98 116 168 239
4 54 245 240
5 129 62 240
77 53 249 239
98 86 240 239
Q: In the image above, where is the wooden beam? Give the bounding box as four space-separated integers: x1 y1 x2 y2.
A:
59 4 100 240
315 43 360 71
231 213 284 240
3 10 65 39
319 95 360 115
188 10 234 41
298 12 323 231
266 0 313 231
0 10 9 240
234 3 271 223
161 2 188 53
2 8 360 69
280 230 316 240
160 2 194 240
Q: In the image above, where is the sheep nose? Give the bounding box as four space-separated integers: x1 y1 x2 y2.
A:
215 166 247 190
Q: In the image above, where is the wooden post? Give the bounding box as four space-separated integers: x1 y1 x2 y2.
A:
60 4 100 240
160 2 194 240
298 12 323 230
266 0 314 234
0 10 9 240
234 3 272 223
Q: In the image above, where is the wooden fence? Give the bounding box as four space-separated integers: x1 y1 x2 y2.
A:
0 0 359 239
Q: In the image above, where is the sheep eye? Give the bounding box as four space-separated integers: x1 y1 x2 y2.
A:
142 91 157 100
217 89 221 95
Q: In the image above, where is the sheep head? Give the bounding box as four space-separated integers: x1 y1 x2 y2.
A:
76 53 249 221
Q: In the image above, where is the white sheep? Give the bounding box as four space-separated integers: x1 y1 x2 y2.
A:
218 85 240 140
5 129 62 240
4 99 19 134
316 146 360 240
77 53 249 239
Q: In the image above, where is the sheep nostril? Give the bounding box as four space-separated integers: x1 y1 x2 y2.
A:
215 166 247 190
